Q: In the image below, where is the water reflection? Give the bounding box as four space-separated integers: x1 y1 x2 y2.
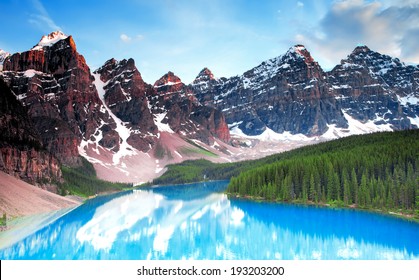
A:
0 181 418 260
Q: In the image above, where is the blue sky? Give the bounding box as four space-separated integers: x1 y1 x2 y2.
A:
0 0 418 83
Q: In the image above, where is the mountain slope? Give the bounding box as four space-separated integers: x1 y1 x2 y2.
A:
192 45 419 138
0 78 61 186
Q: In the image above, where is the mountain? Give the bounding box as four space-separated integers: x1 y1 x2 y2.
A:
1 31 117 166
0 32 233 185
93 58 157 153
328 45 419 131
191 45 419 137
191 45 347 136
1 31 418 188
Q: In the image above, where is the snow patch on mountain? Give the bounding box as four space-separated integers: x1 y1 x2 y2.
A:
23 69 43 78
231 126 311 142
91 73 138 164
321 112 393 140
154 113 174 134
398 94 419 106
32 31 68 51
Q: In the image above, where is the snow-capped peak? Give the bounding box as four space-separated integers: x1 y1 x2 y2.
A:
32 31 69 50
0 49 10 70
285 44 315 63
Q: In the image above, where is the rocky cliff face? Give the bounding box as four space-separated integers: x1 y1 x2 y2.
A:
0 78 61 186
151 71 230 144
94 58 157 152
328 46 419 129
192 45 419 136
2 31 117 166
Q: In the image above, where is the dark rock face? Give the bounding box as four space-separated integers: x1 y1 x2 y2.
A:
0 78 61 185
328 46 419 129
191 46 347 136
192 45 419 136
94 58 157 152
2 32 116 165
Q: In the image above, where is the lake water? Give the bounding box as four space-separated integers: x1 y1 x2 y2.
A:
0 181 418 260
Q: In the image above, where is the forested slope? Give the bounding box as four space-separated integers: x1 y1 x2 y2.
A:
227 130 418 213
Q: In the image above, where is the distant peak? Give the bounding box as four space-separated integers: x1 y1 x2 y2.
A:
198 67 214 78
32 31 69 50
104 58 119 66
285 44 315 63
0 49 10 60
352 45 371 54
154 71 182 88
192 67 216 84
294 44 307 51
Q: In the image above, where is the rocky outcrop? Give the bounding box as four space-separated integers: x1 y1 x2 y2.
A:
2 31 117 165
0 78 61 186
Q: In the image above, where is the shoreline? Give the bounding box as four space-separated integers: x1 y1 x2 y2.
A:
227 193 419 223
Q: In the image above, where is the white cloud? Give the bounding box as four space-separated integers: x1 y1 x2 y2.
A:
29 0 62 32
120 34 144 43
297 0 419 68
297 2 304 8
120 34 132 43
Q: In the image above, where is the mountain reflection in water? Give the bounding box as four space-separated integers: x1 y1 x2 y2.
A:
0 181 418 260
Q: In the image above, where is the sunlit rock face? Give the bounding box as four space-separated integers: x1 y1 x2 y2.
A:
2 31 116 166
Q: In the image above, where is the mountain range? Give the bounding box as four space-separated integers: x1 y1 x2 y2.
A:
0 31 418 188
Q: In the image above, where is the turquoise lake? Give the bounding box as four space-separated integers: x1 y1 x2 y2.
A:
0 180 418 260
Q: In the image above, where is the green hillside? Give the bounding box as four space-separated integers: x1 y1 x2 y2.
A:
227 130 418 216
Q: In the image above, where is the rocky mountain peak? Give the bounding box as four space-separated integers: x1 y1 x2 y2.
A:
293 44 314 62
154 71 182 88
340 45 408 77
192 68 217 87
95 58 141 83
351 45 371 54
0 49 10 70
283 44 315 64
32 31 69 51
196 67 215 80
